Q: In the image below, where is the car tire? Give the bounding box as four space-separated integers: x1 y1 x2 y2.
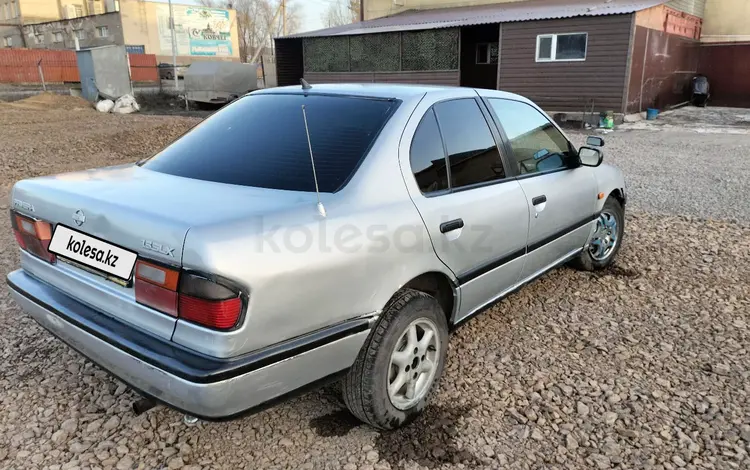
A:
342 288 448 430
570 196 625 271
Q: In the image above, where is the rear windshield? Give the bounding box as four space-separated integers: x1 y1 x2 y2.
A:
143 93 398 192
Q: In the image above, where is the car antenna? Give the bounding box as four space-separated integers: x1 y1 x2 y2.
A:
301 105 326 218
301 78 312 90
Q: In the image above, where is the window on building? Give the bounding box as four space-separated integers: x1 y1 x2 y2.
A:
434 99 506 189
53 31 64 43
476 43 490 64
488 99 572 175
74 5 83 17
97 26 109 37
35 35 44 44
536 33 587 62
4 36 12 47
0 3 5 20
12 0 19 18
75 29 85 40
410 109 449 194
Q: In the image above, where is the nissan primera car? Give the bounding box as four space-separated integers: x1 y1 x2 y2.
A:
7 84 625 429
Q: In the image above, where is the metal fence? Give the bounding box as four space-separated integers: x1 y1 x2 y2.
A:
0 48 159 85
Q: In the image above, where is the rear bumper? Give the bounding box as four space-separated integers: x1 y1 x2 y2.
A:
7 269 371 420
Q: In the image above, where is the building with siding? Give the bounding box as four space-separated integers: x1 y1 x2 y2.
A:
276 0 710 116
1 0 240 64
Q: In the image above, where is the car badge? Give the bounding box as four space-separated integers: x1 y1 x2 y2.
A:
72 210 86 226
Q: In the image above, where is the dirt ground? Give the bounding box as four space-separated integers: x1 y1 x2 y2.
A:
0 102 748 470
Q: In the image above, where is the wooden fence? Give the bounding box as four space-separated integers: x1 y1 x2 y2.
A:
0 48 159 84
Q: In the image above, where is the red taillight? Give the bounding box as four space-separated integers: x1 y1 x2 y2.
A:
134 260 242 330
178 295 242 330
10 211 56 263
135 260 180 317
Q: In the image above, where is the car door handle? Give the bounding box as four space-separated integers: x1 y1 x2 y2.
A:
532 195 547 206
440 219 464 233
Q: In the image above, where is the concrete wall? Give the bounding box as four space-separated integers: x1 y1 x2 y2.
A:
21 12 123 50
701 0 750 43
119 0 240 64
364 0 523 21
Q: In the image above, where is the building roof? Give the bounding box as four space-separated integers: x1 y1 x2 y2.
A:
282 0 666 38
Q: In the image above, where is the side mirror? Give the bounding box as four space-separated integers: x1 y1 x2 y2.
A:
586 136 604 147
579 146 603 167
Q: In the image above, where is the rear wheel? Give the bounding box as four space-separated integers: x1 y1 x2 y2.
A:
342 288 448 430
571 196 624 271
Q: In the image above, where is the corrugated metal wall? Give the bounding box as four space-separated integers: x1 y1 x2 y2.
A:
275 39 304 87
0 48 158 83
666 0 706 18
626 26 699 113
499 14 633 113
303 71 459 86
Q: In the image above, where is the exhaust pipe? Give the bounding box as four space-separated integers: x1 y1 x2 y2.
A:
132 397 157 416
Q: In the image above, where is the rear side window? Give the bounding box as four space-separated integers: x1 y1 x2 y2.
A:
143 94 397 192
433 99 506 189
409 109 449 193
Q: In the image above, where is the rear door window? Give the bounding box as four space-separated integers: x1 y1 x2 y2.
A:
433 99 507 189
409 109 449 193
143 94 398 192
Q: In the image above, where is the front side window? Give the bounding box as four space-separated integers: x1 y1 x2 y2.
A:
143 94 397 193
53 32 63 43
3 35 11 47
97 26 109 37
75 30 85 40
410 109 449 194
536 33 587 62
433 99 506 189
488 99 572 175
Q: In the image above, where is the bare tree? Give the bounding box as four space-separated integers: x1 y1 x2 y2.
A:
200 0 301 62
322 0 360 28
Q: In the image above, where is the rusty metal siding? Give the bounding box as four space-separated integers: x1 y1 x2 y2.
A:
626 26 699 112
275 39 304 87
498 14 633 113
303 71 459 86
666 0 705 18
697 43 750 107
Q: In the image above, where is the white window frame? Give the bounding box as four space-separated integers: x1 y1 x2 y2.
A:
535 33 588 62
97 26 109 37
4 36 12 47
75 29 85 40
53 31 64 43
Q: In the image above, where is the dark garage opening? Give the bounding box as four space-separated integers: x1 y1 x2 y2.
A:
460 24 499 90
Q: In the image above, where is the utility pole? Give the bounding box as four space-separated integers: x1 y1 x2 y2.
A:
281 0 286 36
168 0 179 91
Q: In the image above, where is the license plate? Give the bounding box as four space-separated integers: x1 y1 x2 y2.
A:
49 225 137 281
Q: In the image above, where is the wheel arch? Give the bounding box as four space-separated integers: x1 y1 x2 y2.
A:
399 271 458 326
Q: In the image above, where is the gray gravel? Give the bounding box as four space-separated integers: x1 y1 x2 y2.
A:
569 125 750 225
0 102 748 470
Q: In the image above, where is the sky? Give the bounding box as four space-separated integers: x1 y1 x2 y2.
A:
298 0 330 32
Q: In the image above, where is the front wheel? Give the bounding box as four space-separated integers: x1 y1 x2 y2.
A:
571 196 625 271
342 288 448 430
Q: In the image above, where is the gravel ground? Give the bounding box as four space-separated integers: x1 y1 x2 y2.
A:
567 128 750 225
0 104 748 470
